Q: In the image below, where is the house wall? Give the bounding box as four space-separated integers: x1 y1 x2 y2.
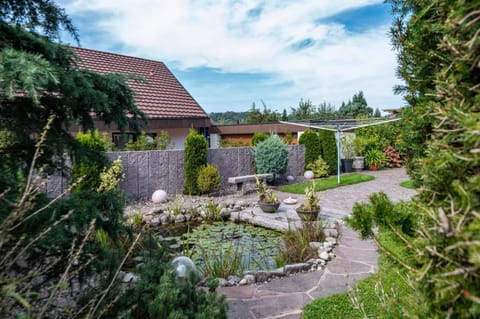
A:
45 145 305 199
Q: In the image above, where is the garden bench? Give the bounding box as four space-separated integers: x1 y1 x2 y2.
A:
228 173 273 194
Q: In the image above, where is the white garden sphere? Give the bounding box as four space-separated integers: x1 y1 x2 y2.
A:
304 170 314 180
152 190 168 203
286 175 295 183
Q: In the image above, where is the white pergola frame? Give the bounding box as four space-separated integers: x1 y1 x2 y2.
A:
280 118 401 184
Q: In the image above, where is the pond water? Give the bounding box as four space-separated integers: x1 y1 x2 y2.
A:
155 221 282 274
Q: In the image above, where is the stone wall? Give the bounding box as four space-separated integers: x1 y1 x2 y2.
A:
47 145 305 199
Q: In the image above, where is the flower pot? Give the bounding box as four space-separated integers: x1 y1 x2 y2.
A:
296 206 320 222
258 201 280 213
342 159 354 173
369 163 380 171
352 156 365 172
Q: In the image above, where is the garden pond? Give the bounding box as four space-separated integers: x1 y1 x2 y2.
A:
155 221 282 276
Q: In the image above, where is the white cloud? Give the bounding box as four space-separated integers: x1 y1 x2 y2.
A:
61 0 403 111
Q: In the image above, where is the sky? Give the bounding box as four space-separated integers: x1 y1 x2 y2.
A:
59 0 404 114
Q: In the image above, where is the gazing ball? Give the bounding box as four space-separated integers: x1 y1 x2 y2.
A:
304 170 314 180
286 175 295 183
152 190 167 203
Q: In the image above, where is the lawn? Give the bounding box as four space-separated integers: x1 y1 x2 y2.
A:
400 179 416 189
279 173 374 194
302 228 424 318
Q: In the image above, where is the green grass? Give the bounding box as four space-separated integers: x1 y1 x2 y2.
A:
279 173 375 194
400 179 416 189
302 228 425 319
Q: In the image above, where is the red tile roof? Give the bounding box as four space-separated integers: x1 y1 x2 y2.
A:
73 47 208 119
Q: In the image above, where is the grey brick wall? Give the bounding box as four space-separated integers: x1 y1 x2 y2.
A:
46 145 305 199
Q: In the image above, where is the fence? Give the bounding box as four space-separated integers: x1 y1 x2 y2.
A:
46 145 305 199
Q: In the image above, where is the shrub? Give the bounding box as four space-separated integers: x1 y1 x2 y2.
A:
72 130 110 191
251 132 269 146
197 164 221 194
306 156 329 178
124 130 171 151
318 130 337 175
106 249 228 318
299 130 320 168
383 145 402 168
219 137 249 148
183 129 207 195
96 157 125 192
254 134 289 180
364 148 387 168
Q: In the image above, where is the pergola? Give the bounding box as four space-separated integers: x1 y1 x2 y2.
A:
280 118 401 184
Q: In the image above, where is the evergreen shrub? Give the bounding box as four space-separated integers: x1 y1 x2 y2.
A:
254 135 288 180
251 132 269 146
318 130 337 175
72 130 110 191
197 164 221 194
306 156 329 178
108 249 228 319
183 129 207 195
298 130 320 169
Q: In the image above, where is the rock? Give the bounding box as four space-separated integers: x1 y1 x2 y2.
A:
227 275 241 286
151 216 161 226
160 214 170 224
184 213 191 221
319 251 330 261
284 263 310 275
122 272 139 283
242 274 255 285
220 208 231 219
325 236 337 244
323 228 338 238
175 214 186 223
142 215 153 223
217 278 229 287
309 242 323 250
152 190 168 203
286 175 295 182
270 269 286 277
147 207 163 215
254 271 271 282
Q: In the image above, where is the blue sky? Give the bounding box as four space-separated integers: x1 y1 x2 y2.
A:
59 0 403 114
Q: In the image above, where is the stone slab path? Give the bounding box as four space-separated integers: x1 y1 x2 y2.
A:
219 168 416 319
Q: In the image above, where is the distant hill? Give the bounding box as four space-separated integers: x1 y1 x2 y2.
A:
209 111 250 124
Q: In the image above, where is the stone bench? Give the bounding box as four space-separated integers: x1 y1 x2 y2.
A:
228 173 273 194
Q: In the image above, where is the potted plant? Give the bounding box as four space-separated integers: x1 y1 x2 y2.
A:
256 176 280 213
296 181 320 222
352 136 368 172
364 148 387 170
341 135 355 173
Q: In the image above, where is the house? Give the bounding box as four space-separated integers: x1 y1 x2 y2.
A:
209 122 304 147
72 47 211 149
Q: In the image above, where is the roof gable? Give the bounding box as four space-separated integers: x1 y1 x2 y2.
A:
73 47 208 119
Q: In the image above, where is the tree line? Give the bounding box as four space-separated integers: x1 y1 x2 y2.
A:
209 91 382 124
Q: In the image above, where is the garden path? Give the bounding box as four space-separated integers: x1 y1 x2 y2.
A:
218 168 416 319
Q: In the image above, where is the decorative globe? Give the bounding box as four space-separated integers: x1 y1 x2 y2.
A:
286 175 295 183
304 170 314 180
152 190 167 203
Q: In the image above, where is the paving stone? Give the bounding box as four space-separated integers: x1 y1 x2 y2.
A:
218 285 256 299
337 235 377 250
308 272 370 298
227 300 256 319
335 246 379 266
326 257 372 275
256 271 323 294
247 293 312 319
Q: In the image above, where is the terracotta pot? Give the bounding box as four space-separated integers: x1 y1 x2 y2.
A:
369 163 380 171
296 206 320 222
258 201 280 213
